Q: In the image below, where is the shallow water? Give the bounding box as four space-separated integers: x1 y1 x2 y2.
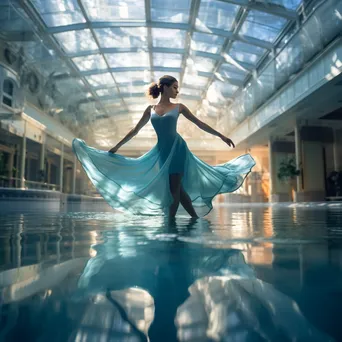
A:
0 202 342 341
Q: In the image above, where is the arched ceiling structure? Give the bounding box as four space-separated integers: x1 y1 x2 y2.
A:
0 0 306 148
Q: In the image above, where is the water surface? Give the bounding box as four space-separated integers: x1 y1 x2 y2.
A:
0 202 341 341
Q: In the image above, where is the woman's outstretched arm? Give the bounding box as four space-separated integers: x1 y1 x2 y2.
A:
179 103 235 148
109 105 152 153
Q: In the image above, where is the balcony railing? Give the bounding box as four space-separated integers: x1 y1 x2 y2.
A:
0 176 61 191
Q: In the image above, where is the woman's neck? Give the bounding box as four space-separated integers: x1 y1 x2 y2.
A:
158 94 171 105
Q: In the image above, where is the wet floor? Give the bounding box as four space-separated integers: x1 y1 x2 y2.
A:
0 202 342 341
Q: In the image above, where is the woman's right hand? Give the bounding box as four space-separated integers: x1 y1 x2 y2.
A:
108 146 118 154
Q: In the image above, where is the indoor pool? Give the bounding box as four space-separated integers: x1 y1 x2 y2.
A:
0 202 341 341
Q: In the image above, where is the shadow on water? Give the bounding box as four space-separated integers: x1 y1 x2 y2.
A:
0 207 340 341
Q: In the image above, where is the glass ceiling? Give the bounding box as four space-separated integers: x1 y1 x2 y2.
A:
1 0 304 129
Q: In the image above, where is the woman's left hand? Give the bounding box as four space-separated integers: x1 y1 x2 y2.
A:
221 135 235 148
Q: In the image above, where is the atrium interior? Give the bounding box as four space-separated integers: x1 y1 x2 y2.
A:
0 1 342 341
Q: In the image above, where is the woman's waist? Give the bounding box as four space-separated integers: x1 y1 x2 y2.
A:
156 131 179 141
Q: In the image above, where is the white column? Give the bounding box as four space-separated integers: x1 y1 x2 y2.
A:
39 142 45 171
59 143 64 192
47 161 51 184
26 157 31 181
333 129 340 171
72 155 77 194
8 152 14 187
20 121 27 189
15 147 20 187
268 138 275 201
294 123 303 193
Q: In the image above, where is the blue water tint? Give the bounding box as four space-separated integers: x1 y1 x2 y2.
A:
0 203 341 341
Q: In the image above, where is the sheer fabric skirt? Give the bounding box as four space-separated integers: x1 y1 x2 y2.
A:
73 137 255 217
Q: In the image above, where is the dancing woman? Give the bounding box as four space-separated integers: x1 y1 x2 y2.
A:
73 75 255 218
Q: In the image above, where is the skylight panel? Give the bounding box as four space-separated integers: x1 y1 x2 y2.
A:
106 52 150 68
31 0 85 27
183 72 209 88
82 0 146 22
266 0 302 10
96 88 117 97
151 0 191 24
95 27 148 49
191 32 225 54
240 10 287 43
153 53 183 68
54 29 98 54
72 54 107 71
180 87 203 97
197 0 240 31
190 56 216 73
218 63 248 81
152 28 186 49
101 98 123 109
114 71 151 83
229 41 266 65
119 85 148 94
86 72 115 87
211 79 238 97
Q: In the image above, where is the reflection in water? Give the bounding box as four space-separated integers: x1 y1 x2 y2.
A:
73 288 154 341
176 276 333 341
0 203 342 341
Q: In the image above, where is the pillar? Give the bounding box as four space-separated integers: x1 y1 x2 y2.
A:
15 146 20 188
59 143 64 192
26 157 31 181
333 129 340 171
72 155 77 194
294 123 303 193
8 152 14 187
268 138 275 201
39 142 45 178
20 121 27 189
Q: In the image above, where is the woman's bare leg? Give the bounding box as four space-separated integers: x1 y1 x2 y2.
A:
169 174 182 218
180 186 198 218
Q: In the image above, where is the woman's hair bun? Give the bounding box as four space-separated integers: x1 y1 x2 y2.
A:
146 82 160 99
146 76 177 99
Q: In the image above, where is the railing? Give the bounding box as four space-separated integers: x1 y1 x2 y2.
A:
0 176 60 191
224 0 342 132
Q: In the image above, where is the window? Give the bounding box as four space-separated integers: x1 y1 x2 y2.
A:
3 79 14 107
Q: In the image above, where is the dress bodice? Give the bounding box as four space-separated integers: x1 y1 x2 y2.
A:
150 105 180 140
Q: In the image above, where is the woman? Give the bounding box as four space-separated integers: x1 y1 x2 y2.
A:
73 75 255 218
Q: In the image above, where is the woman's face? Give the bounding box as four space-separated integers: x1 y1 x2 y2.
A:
165 81 179 99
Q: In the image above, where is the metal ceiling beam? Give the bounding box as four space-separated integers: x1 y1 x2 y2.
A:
202 1 299 116
76 0 129 114
47 22 189 34
68 47 186 58
18 0 112 126
249 1 297 20
48 21 272 51
80 67 182 77
215 0 298 20
144 0 154 82
179 0 202 89
235 34 272 50
201 7 250 106
69 47 226 60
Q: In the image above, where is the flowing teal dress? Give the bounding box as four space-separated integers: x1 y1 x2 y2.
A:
72 104 255 216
